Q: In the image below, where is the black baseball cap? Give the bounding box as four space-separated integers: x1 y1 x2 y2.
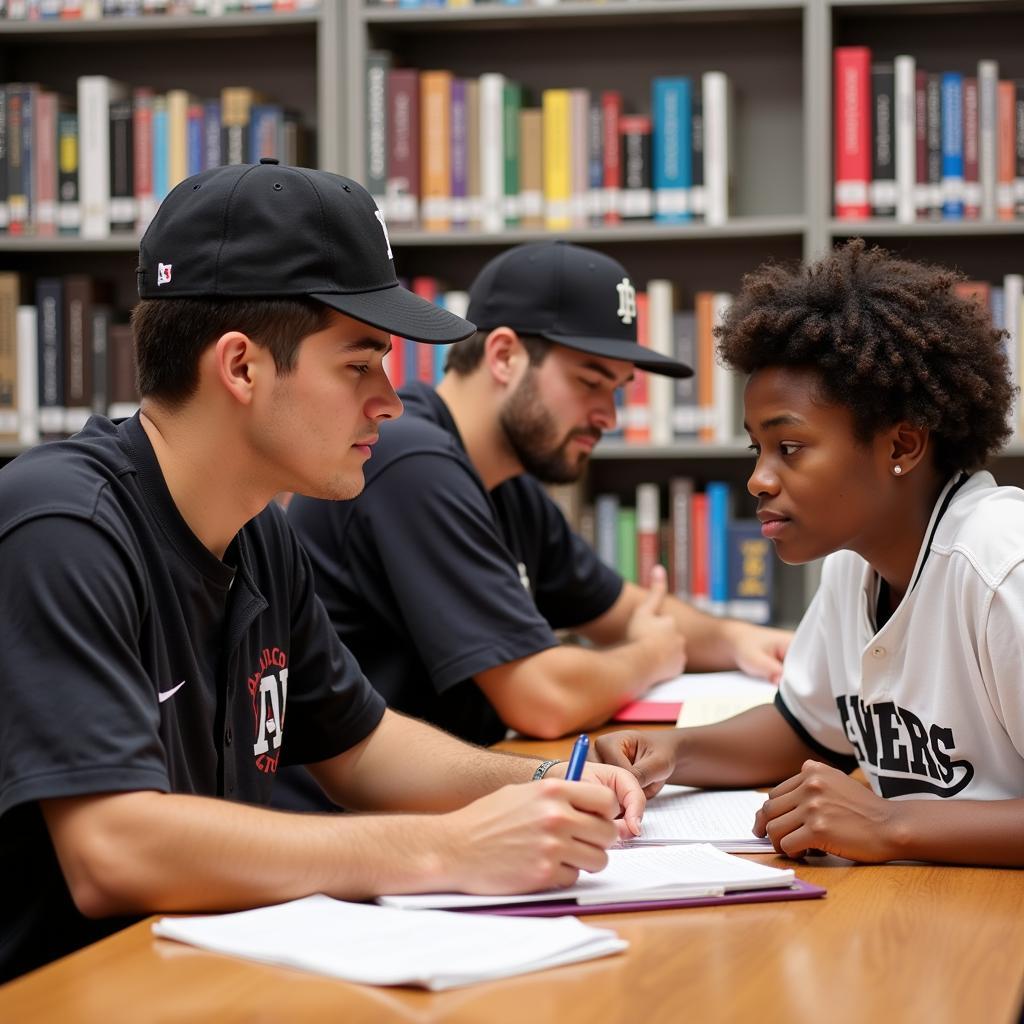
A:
466 241 693 378
137 159 475 345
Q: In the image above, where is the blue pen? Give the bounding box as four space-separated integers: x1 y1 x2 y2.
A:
565 733 590 781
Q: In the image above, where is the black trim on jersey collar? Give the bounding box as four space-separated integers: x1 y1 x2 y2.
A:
909 471 970 594
773 691 860 775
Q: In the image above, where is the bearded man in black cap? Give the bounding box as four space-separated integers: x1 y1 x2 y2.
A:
286 241 792 767
0 169 645 982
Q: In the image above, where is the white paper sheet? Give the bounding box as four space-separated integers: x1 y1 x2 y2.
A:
153 895 626 991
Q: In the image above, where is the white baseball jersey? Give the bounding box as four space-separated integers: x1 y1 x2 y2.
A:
778 471 1024 801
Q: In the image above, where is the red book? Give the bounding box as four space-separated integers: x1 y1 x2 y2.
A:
411 277 438 383
915 70 929 219
690 491 709 609
385 334 405 391
997 80 1016 220
386 68 420 227
601 90 622 225
833 46 872 218
963 77 980 219
133 86 156 232
635 483 660 588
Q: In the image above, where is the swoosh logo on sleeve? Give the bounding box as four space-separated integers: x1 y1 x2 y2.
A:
158 680 187 704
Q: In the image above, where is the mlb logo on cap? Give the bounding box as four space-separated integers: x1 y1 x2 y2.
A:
157 263 173 286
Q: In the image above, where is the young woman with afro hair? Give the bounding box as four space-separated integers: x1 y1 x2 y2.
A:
595 239 1024 868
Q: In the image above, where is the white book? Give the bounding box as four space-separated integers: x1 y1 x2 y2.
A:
1004 274 1023 438
894 55 917 224
77 75 129 240
381 844 791 911
16 305 38 447
479 73 506 234
646 278 675 447
154 894 626 991
702 71 732 226
623 786 774 852
711 292 736 441
978 60 999 222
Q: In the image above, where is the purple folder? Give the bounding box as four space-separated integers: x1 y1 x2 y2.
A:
458 878 826 918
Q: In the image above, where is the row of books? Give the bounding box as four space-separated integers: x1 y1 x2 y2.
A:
0 273 138 445
1 1 318 18
366 0 593 6
958 275 1024 437
834 47 1024 222
366 57 734 232
585 480 773 624
1 78 305 239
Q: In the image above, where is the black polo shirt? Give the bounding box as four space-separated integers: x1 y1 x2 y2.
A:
0 414 386 981
286 382 623 748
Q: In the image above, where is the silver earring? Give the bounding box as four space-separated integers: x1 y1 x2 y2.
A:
893 465 903 476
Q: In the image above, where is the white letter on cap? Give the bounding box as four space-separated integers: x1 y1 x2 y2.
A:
616 278 636 325
375 209 393 260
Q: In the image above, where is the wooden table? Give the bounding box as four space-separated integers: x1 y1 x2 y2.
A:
3 732 1024 1024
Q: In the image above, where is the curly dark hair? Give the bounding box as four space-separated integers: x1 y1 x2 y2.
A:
716 239 1015 475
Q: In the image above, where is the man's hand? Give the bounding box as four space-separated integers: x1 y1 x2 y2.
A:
721 620 792 684
753 760 901 862
625 566 686 681
544 759 646 838
593 729 681 799
435 780 620 894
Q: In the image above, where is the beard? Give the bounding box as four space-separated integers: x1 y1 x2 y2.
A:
499 369 600 484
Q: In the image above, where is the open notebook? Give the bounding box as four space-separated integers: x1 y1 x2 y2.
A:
379 844 794 912
153 895 626 991
624 785 774 852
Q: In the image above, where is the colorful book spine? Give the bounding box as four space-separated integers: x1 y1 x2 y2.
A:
0 272 18 441
963 76 981 219
503 82 522 227
33 90 58 237
594 493 620 572
480 72 506 233
133 87 156 231
635 483 660 589
450 78 469 227
870 63 896 217
727 521 774 624
108 96 135 232
420 70 452 231
706 481 731 615
152 94 169 204
833 47 871 218
186 101 204 177
940 72 964 219
519 108 543 229
652 76 692 224
669 477 693 600
601 90 622 225
616 505 638 585
925 73 942 218
57 109 80 235
620 114 652 219
364 50 390 211
542 87 571 230
386 68 419 226
997 80 1016 220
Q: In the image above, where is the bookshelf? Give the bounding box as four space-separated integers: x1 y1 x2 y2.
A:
2 0 1023 627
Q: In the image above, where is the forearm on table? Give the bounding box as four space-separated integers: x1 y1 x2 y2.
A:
310 708 540 812
887 797 1024 867
478 641 673 739
670 704 819 788
42 788 454 918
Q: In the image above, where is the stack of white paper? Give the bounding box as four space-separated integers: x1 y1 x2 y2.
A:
624 785 774 852
380 844 793 911
152 895 626 991
630 670 776 728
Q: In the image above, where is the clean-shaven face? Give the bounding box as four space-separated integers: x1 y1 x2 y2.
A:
499 343 633 483
744 366 894 564
258 310 403 500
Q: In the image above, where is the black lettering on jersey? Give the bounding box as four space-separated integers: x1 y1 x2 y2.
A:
835 696 975 798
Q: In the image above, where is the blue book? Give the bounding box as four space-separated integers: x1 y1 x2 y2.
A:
727 520 774 625
249 104 283 164
594 494 620 572
651 77 692 223
186 105 204 178
152 98 169 202
705 481 731 612
203 100 222 170
941 72 964 219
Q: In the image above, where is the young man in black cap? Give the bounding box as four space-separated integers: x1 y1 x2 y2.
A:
0 166 644 982
286 241 792 763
